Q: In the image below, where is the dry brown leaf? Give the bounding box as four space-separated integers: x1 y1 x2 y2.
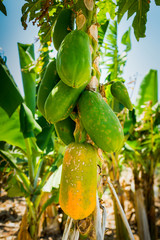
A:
84 0 94 11
88 24 98 42
17 208 32 240
76 12 86 30
87 76 98 91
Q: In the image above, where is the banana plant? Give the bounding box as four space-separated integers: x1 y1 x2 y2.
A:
122 69 159 240
0 45 64 240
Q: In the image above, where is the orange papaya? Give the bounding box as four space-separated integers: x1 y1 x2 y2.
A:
59 142 98 220
78 91 124 152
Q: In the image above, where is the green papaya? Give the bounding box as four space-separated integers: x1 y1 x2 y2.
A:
44 80 86 123
78 91 124 153
56 30 92 88
53 9 74 50
111 81 133 110
37 60 60 116
55 117 75 145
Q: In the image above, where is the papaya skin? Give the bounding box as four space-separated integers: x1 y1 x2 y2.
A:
56 30 92 88
54 117 75 145
53 9 74 51
37 60 60 116
111 81 133 111
78 91 124 153
59 142 98 220
44 80 87 123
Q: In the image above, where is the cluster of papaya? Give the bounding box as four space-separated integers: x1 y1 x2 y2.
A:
37 8 133 220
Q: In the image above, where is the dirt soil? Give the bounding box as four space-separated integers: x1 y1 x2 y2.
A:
0 169 160 240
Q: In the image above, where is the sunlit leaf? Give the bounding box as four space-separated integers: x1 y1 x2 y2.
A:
98 20 109 46
121 27 131 52
96 0 116 22
135 70 158 116
43 165 62 192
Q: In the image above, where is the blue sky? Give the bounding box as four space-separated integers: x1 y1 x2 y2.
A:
0 0 160 103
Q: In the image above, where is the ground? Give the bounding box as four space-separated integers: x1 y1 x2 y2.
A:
0 169 160 240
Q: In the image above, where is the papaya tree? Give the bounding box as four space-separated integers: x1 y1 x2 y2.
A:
33 1 134 239
1 0 160 239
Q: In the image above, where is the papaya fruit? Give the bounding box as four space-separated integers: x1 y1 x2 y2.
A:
78 91 124 153
37 60 60 116
56 30 92 88
110 81 133 110
54 117 75 145
59 142 98 220
44 80 86 123
53 9 74 50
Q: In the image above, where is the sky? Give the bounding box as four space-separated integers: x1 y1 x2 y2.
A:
0 0 160 103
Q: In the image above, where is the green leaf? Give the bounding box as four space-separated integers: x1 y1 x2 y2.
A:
155 0 160 5
0 150 30 192
0 107 25 149
6 175 26 197
96 0 116 22
36 116 54 153
20 103 41 138
121 27 131 52
0 0 7 16
18 43 36 115
21 1 61 44
0 63 23 117
102 20 131 83
98 20 109 46
135 70 158 116
117 0 150 41
117 0 135 23
43 165 62 192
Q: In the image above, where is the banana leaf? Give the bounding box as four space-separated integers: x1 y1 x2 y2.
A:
135 69 158 116
0 63 23 117
17 43 36 115
0 107 25 150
